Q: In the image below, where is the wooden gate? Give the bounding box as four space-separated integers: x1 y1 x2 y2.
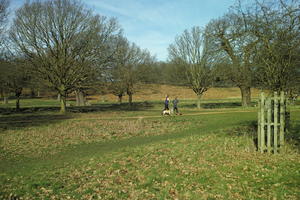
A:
257 91 287 153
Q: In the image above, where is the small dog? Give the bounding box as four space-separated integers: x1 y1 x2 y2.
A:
162 109 171 116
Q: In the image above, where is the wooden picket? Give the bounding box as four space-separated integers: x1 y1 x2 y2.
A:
257 91 287 154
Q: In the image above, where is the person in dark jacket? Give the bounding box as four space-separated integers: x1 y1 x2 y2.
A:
173 97 179 114
164 95 170 110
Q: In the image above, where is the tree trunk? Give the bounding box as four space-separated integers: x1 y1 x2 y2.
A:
60 95 66 114
3 97 8 104
37 90 40 97
75 91 79 106
128 94 133 106
196 94 202 109
239 86 251 107
57 93 61 101
118 95 123 104
16 96 20 111
15 88 22 111
75 90 86 106
79 91 86 106
30 88 36 98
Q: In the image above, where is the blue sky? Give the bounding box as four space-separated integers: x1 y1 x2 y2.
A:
10 0 238 61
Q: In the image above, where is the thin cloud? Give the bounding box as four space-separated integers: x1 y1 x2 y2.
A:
86 0 184 27
87 0 133 18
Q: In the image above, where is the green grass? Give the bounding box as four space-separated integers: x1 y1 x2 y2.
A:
0 99 300 199
0 98 64 108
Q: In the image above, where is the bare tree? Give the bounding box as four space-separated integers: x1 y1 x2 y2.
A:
249 0 300 93
105 36 128 104
206 10 258 107
0 0 8 44
74 18 122 106
9 0 120 113
168 26 213 109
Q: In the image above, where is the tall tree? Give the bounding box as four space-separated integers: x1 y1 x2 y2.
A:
206 10 257 107
9 0 120 113
168 26 213 109
249 0 300 93
74 18 122 106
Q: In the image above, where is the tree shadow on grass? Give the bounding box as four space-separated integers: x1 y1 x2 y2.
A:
0 101 154 115
68 101 154 113
0 101 154 131
182 102 257 109
0 114 73 131
202 102 242 109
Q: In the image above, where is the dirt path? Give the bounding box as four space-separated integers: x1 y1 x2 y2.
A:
76 110 257 120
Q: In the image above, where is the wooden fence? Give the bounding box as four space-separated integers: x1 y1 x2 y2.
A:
257 91 287 154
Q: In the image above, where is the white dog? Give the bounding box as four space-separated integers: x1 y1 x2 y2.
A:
161 108 173 115
162 109 171 116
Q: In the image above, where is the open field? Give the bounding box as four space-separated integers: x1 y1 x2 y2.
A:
91 85 261 103
0 88 300 199
17 85 261 103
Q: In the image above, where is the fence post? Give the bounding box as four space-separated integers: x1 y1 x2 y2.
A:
260 92 265 153
257 99 261 151
274 92 278 154
267 98 271 153
280 91 285 153
257 91 286 154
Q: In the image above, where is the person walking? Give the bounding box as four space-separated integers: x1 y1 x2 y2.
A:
173 97 179 114
164 95 170 110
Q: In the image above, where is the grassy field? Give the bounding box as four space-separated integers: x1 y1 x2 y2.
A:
0 88 300 199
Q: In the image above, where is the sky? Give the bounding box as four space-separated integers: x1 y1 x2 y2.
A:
10 0 238 61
